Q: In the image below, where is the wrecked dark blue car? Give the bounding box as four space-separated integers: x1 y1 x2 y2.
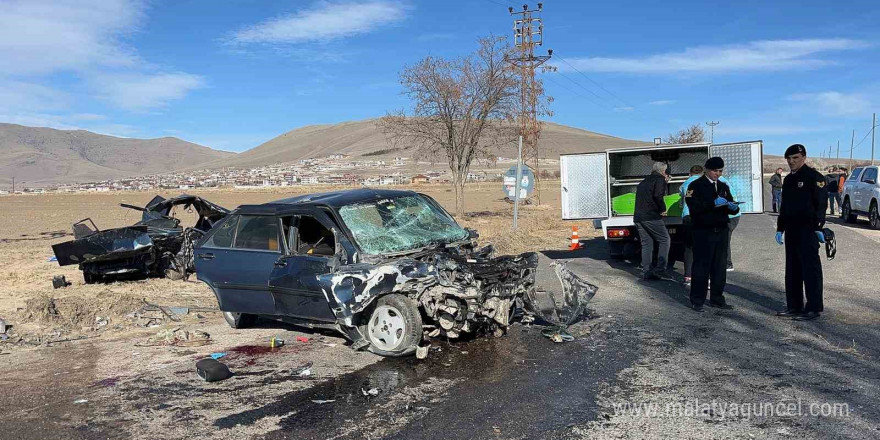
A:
195 189 597 356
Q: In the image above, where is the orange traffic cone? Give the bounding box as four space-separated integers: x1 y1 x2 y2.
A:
570 226 581 251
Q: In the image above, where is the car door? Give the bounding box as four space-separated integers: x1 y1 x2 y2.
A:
859 167 879 212
268 211 341 322
846 167 863 210
195 214 281 315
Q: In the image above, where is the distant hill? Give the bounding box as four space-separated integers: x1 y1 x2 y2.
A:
196 119 650 170
0 123 234 187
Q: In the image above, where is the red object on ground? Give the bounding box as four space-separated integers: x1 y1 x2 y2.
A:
296 336 310 343
569 226 581 251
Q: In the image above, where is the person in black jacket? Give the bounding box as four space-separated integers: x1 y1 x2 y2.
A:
775 144 828 321
684 157 740 311
634 162 673 280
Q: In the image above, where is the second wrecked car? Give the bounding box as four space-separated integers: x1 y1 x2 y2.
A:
194 189 597 356
52 195 229 283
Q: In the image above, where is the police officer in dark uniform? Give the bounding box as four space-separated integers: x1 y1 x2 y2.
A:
775 144 828 321
684 157 740 312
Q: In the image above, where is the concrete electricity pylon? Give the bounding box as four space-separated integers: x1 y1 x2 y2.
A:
706 121 719 144
508 3 551 203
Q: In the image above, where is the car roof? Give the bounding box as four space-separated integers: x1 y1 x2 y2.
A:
235 188 420 215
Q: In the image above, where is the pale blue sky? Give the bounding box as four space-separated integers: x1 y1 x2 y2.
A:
2 0 879 158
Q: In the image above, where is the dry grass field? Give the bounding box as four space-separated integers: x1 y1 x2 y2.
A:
0 181 596 345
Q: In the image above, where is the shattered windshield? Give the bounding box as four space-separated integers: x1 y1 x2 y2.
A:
339 195 469 254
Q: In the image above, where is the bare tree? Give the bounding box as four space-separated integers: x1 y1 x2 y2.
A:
665 124 706 144
378 36 519 217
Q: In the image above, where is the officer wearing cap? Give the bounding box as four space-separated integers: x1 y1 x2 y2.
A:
776 144 828 321
684 157 740 312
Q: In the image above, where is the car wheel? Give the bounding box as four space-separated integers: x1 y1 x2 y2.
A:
842 199 857 223
223 311 257 329
870 202 880 230
362 294 422 357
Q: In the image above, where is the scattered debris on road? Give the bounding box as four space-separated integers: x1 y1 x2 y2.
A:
311 399 336 405
139 327 211 347
292 362 313 377
51 275 71 289
415 345 429 359
361 387 379 397
196 358 232 382
269 337 285 348
210 352 227 360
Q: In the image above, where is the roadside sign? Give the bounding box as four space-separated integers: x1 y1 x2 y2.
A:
503 165 535 200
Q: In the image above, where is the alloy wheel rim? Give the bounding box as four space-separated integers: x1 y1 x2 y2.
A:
368 305 406 351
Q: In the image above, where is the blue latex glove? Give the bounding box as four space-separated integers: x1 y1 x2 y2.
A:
775 231 784 245
815 231 826 243
727 202 739 211
714 197 728 207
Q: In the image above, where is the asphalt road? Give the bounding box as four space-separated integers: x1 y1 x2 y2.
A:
3 212 879 439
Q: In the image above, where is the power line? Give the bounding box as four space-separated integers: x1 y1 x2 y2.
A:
553 54 631 108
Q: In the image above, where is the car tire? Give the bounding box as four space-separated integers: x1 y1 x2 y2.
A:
361 294 422 357
870 202 880 230
842 199 857 223
223 311 257 329
83 271 100 284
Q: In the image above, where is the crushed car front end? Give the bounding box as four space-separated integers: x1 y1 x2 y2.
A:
322 192 597 354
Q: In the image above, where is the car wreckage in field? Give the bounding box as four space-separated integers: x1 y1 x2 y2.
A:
52 195 229 283
194 189 597 356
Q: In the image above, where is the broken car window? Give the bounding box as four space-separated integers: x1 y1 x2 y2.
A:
202 215 238 248
234 216 280 251
338 195 468 254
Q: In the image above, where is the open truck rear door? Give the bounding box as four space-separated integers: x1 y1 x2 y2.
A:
560 152 610 220
710 141 764 214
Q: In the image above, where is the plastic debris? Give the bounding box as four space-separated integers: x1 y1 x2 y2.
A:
52 275 71 289
416 346 429 360
311 399 336 404
73 399 88 404
47 256 58 262
196 358 232 382
361 388 379 397
292 362 313 377
210 352 227 360
270 337 285 348
541 327 575 343
0 318 6 334
295 336 310 343
168 307 189 316
94 316 109 328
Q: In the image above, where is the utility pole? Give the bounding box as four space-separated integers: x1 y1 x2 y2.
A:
850 129 855 168
836 140 840 163
11 176 14 193
706 121 719 144
508 3 551 204
872 112 876 165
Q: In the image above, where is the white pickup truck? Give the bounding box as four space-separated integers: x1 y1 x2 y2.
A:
560 141 764 258
841 165 880 229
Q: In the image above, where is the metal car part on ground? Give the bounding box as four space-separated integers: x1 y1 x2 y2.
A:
51 194 229 283
194 189 598 357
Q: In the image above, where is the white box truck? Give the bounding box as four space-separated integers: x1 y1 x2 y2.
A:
560 141 764 258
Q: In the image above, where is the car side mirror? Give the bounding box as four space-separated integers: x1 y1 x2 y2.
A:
866 179 876 185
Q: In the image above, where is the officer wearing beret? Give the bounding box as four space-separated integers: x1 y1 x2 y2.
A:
775 144 828 321
684 157 740 311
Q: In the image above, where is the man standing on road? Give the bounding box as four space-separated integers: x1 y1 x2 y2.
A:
776 144 828 321
825 167 841 215
634 162 674 281
685 157 740 311
769 167 784 213
679 165 703 287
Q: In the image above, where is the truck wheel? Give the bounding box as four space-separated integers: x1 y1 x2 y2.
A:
361 294 422 357
870 202 880 230
842 199 857 223
223 312 257 329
